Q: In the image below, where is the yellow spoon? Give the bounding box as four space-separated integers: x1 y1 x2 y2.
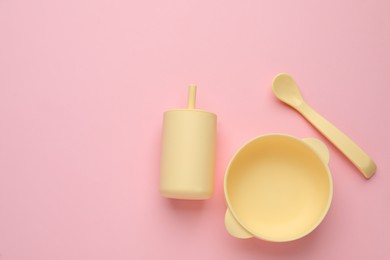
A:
272 73 376 179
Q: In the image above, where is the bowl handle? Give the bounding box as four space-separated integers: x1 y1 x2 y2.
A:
225 209 253 239
302 138 329 164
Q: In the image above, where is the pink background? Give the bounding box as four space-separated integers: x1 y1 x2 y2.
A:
1 0 390 259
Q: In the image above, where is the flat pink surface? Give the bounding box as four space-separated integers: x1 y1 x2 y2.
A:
1 0 390 259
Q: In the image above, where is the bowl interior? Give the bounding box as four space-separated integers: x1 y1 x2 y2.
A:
225 135 332 241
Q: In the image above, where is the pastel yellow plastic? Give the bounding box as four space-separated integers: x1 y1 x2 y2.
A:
225 208 253 239
302 137 330 164
224 135 333 242
272 73 376 179
160 85 217 200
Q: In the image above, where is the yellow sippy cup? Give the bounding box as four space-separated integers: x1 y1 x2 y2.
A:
160 84 217 200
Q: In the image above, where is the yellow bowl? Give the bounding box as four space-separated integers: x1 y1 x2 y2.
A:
224 134 333 242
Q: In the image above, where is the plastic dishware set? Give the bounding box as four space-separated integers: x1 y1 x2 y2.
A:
159 73 376 242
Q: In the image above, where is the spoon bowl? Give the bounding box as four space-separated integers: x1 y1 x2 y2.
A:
272 73 304 108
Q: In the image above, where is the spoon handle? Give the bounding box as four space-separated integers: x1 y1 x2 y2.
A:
296 102 376 178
